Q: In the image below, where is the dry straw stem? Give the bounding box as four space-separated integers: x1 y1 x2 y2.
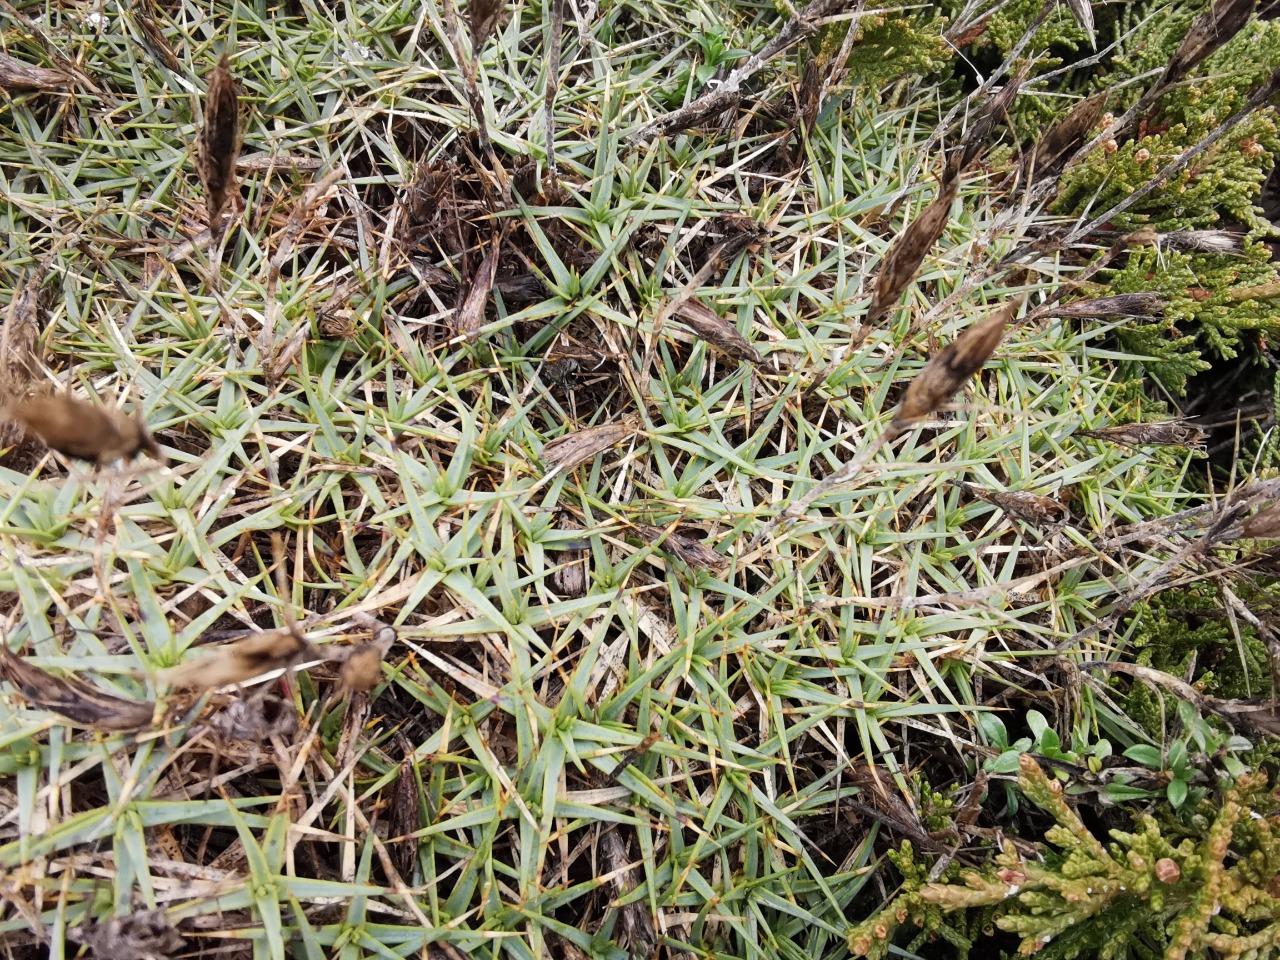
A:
541 415 642 473
542 0 567 178
672 300 761 364
198 54 242 235
0 643 155 731
0 394 162 465
0 51 72 92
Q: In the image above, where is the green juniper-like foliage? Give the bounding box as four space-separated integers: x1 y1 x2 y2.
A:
849 757 1280 960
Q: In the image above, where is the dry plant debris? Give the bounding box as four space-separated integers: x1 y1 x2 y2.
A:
0 395 162 465
1 1 1278 958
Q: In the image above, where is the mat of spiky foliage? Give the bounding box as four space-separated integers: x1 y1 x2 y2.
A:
0 1 1275 958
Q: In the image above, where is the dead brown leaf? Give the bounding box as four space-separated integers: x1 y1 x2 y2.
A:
0 643 155 731
198 54 242 234
541 415 642 472
672 300 761 363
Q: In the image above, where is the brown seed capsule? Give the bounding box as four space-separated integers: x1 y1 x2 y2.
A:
954 64 1028 172
541 415 643 473
1078 419 1207 450
1163 0 1256 87
1 395 162 465
0 51 72 92
1033 92 1105 174
865 176 960 328
469 0 505 52
634 523 727 572
160 629 309 691
1241 501 1280 539
1154 858 1181 884
892 299 1020 428
963 483 1068 526
198 54 242 234
1054 293 1166 319
0 643 156 731
672 299 761 364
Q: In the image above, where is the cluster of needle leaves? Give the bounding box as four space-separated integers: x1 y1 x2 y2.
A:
1 1 1279 959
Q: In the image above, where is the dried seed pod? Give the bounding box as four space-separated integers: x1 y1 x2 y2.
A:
469 0 505 52
954 64 1028 172
0 52 72 92
541 415 642 472
963 483 1069 526
1054 293 1166 319
1 394 162 465
206 694 299 740
634 524 727 571
1032 92 1105 174
866 177 960 327
673 300 761 364
198 54 242 233
1162 0 1256 87
0 643 156 731
160 629 310 691
70 908 184 960
1078 419 1208 450
1241 501 1280 539
892 299 1021 428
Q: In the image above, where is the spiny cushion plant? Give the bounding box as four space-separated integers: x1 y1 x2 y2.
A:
0 1 1277 959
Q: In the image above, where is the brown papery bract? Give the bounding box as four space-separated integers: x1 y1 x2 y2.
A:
469 0 505 52
892 298 1021 428
160 629 309 691
673 300 761 364
1163 0 1256 87
0 52 72 92
865 176 960 328
198 54 242 234
1078 419 1207 450
1 395 162 465
541 415 642 472
0 644 156 731
1032 92 1105 175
